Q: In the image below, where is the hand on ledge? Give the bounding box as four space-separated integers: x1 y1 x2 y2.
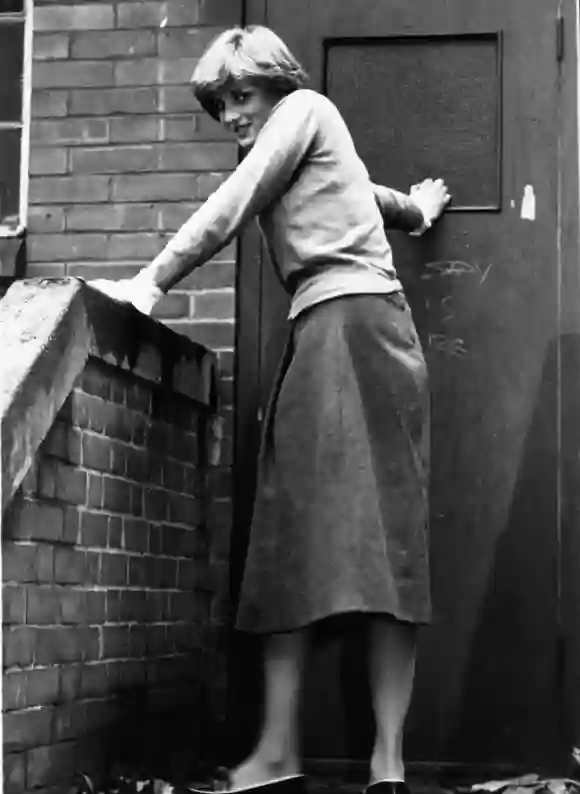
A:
88 276 163 316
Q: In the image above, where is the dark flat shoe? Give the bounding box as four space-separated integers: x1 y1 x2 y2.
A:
365 782 411 794
188 774 306 794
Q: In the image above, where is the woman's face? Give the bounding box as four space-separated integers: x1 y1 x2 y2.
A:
218 81 281 149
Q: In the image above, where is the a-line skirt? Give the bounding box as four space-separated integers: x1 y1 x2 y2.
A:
236 292 431 634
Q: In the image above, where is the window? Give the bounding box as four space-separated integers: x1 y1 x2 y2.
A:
0 0 31 236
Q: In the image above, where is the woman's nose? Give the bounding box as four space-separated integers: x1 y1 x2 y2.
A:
221 103 239 126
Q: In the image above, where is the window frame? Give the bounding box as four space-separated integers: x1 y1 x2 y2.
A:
0 0 32 238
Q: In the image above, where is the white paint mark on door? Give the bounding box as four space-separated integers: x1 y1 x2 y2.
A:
521 184 536 221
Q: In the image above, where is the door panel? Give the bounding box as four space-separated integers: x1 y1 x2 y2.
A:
239 0 562 768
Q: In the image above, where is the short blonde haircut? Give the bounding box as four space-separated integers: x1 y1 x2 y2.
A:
191 25 309 120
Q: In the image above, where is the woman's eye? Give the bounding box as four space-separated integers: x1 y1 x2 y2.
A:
233 90 251 103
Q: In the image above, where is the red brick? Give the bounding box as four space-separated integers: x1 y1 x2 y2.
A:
87 472 103 509
42 422 82 464
166 0 201 25
70 391 106 432
54 463 88 505
131 483 146 518
79 365 111 400
79 511 108 547
3 543 54 584
115 58 198 87
33 61 114 89
66 203 157 231
31 118 108 146
127 556 152 587
30 147 68 176
101 625 130 658
54 548 91 585
118 2 164 28
100 552 127 586
34 5 115 32
110 116 160 143
26 668 60 707
33 32 70 60
3 671 27 711
59 590 86 624
4 752 26 794
35 626 99 665
124 447 148 482
70 87 158 116
160 142 236 171
111 173 197 202
59 664 82 702
27 206 66 233
3 585 26 625
129 625 148 658
124 517 149 553
178 260 235 290
28 233 109 263
160 85 200 113
81 433 110 472
134 345 163 383
193 290 235 320
168 320 235 348
27 586 61 624
80 663 109 697
114 59 160 87
29 175 109 204
107 232 167 259
102 476 132 514
119 659 147 688
4 708 54 752
31 89 68 118
143 487 167 522
85 591 107 623
164 114 198 141
54 701 85 741
155 557 178 589
7 500 64 542
158 27 221 58
71 145 159 175
103 402 133 441
71 30 156 59
27 740 77 788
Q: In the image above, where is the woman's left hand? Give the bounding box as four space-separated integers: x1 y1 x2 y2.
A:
410 178 451 225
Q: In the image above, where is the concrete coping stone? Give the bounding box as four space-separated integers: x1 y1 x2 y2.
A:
0 277 218 515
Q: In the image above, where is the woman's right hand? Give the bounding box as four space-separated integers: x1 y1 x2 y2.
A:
410 178 451 226
88 274 163 316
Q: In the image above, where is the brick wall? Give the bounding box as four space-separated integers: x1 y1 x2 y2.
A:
1 279 225 792
26 0 242 589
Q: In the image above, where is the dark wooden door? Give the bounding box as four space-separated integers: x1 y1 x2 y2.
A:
235 0 564 770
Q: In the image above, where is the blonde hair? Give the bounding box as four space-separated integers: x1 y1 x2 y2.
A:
191 25 309 120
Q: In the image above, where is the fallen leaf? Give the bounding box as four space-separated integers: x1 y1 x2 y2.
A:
472 775 541 792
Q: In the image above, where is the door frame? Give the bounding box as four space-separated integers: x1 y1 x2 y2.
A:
231 0 580 771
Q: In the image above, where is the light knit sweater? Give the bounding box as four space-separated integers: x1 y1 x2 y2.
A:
144 88 425 319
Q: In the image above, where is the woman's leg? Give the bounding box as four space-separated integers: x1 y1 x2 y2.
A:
231 629 309 789
368 615 418 784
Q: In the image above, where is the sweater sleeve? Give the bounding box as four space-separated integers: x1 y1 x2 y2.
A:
372 183 426 233
143 92 319 292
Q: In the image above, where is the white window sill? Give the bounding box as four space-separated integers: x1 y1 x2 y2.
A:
0 225 26 239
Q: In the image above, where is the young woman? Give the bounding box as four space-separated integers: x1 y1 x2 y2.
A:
90 25 450 794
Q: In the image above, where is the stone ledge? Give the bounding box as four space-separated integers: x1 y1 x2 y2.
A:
1 277 218 515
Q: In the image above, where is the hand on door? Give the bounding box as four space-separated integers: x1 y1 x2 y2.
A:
409 178 451 229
